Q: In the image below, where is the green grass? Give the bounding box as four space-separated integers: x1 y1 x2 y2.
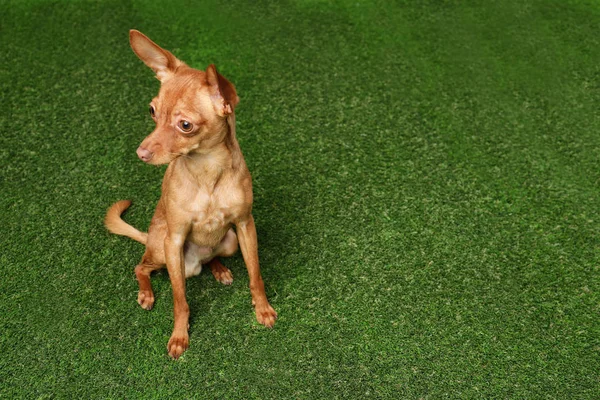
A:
1 0 599 398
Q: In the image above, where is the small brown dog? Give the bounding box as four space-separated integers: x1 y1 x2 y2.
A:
105 30 277 359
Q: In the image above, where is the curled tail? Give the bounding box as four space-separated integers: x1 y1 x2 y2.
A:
104 200 148 245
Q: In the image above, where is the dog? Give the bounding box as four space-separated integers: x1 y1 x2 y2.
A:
105 30 277 359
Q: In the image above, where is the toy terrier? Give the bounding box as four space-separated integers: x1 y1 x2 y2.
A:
105 30 277 359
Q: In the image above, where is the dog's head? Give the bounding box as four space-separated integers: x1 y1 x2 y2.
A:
129 30 239 165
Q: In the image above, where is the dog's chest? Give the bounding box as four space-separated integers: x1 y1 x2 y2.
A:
189 186 242 233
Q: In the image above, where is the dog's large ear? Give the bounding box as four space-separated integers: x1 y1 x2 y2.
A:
206 64 240 116
129 30 183 81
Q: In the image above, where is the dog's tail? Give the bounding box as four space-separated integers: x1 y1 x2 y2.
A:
105 200 148 245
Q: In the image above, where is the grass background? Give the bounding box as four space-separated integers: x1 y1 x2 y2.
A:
1 0 599 398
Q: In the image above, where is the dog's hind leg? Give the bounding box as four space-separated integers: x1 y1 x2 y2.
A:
208 229 238 285
209 259 234 285
135 251 163 310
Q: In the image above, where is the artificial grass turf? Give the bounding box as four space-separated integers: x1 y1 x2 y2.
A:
1 0 599 397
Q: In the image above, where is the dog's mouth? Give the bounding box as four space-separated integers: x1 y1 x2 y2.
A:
168 152 188 162
136 148 183 165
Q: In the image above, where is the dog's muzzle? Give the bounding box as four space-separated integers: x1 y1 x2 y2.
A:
136 146 153 162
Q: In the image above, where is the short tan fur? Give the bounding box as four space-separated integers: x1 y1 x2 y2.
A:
105 30 277 359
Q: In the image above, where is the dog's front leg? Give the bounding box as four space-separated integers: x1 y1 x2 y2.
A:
164 228 190 359
236 215 277 327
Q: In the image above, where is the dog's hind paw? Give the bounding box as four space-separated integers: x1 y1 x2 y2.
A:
210 260 234 285
137 290 155 310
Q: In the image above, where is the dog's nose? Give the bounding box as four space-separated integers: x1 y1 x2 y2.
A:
136 146 153 162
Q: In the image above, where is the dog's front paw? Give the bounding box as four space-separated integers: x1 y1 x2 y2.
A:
137 290 155 310
167 331 189 359
255 303 277 328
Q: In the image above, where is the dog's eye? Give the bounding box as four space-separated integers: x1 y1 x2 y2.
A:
149 106 155 117
179 120 193 133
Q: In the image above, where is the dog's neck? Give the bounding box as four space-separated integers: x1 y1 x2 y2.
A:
177 114 242 187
